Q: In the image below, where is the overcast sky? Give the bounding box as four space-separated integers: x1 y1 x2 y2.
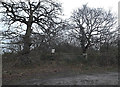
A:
59 0 119 19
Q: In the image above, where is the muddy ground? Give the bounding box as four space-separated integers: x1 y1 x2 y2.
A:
14 72 118 85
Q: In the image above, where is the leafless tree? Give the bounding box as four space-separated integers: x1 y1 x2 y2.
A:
31 21 64 52
70 5 116 56
0 0 62 65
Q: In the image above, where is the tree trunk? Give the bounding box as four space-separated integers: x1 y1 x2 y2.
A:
79 24 88 60
21 23 32 65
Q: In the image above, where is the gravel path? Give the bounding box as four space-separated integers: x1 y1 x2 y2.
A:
17 72 118 85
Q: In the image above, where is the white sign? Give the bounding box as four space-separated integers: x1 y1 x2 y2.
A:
51 49 55 53
83 53 87 60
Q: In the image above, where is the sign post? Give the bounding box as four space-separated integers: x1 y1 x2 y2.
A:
51 49 55 54
83 53 87 60
51 49 55 60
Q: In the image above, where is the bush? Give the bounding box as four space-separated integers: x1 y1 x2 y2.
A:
86 47 118 66
2 52 18 63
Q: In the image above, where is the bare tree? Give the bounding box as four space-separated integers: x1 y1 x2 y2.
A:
31 21 64 52
70 5 116 57
0 0 62 65
2 35 23 53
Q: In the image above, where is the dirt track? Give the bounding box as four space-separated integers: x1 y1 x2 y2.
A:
16 72 118 85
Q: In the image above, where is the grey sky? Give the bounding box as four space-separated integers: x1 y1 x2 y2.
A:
59 0 119 19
